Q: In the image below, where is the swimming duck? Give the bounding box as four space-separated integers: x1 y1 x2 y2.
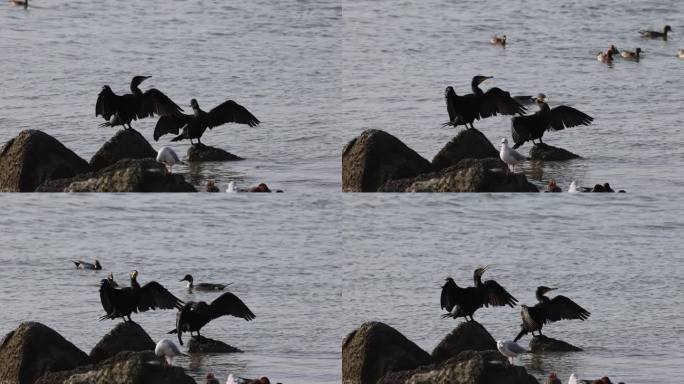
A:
545 180 562 193
620 47 642 60
678 49 684 59
639 25 671 39
72 259 102 270
180 274 229 291
9 0 27 8
597 45 619 63
206 180 220 192
490 34 506 46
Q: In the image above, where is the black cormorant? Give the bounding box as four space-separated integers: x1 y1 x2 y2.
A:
95 76 184 130
511 94 593 149
180 274 230 291
169 291 255 345
153 98 260 144
72 259 102 270
514 286 590 342
99 270 183 322
106 272 119 288
639 25 671 39
440 266 518 321
444 75 526 130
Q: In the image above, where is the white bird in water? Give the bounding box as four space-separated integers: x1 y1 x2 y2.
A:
226 181 238 193
155 338 185 366
569 181 578 193
156 146 182 172
499 138 527 173
568 374 579 384
496 339 527 365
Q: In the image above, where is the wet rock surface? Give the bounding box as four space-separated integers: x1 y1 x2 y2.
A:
529 143 581 161
432 128 500 171
0 130 90 192
186 336 242 354
529 335 583 352
342 129 432 192
187 144 242 162
431 321 497 364
89 128 157 171
90 322 155 363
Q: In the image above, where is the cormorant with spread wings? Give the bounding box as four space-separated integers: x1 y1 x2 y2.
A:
514 286 590 342
441 266 518 321
444 75 526 129
99 270 183 322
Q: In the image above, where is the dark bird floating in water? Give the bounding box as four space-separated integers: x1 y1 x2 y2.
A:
514 286 590 342
444 75 526 130
180 274 230 291
153 98 260 144
73 259 102 270
511 94 593 149
169 291 255 345
639 25 671 39
96 76 184 130
440 265 518 321
99 270 183 322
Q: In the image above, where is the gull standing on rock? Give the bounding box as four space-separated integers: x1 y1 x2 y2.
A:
155 338 185 366
496 339 527 365
500 138 527 173
156 146 182 172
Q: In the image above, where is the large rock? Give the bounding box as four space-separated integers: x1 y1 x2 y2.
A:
378 158 539 192
187 336 241 353
90 322 155 363
380 350 538 384
529 335 582 352
431 321 497 364
342 322 432 384
342 129 432 192
187 144 242 162
0 130 90 192
432 129 499 171
0 322 90 384
37 159 196 192
529 143 580 161
35 351 196 384
90 129 157 171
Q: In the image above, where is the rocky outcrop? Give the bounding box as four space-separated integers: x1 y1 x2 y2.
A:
529 143 580 161
187 144 242 162
378 158 539 192
529 335 582 352
0 130 90 192
35 351 196 384
0 322 90 384
89 322 155 363
342 129 432 192
37 159 196 192
432 128 499 171
187 336 241 353
380 350 538 384
431 321 497 364
342 322 432 384
89 129 158 171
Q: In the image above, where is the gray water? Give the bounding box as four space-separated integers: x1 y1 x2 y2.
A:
2 0 684 383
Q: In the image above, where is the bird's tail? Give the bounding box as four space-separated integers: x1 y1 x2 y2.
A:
514 328 526 342
170 135 184 142
72 261 80 268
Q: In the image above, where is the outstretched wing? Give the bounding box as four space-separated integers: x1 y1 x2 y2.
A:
99 279 116 315
440 279 461 312
95 88 120 120
480 87 527 118
136 281 184 312
542 295 590 322
482 280 518 307
445 87 458 123
548 106 593 131
208 292 256 321
138 88 184 119
207 100 260 128
511 113 544 149
153 114 193 141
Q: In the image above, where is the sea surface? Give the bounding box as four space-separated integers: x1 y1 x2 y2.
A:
2 0 684 383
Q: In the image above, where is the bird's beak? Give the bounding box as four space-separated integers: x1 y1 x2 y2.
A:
481 265 489 273
547 287 557 292
179 279 185 282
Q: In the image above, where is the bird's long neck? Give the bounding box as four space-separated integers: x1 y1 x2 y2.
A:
474 274 483 287
192 106 202 117
131 276 141 289
538 101 551 113
471 80 484 95
535 291 548 302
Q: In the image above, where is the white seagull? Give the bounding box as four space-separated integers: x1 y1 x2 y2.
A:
226 181 238 193
156 146 182 172
499 138 527 173
496 339 527 365
568 181 578 193
155 338 185 366
568 373 578 384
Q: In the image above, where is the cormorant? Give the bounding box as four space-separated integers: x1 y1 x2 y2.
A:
153 98 260 144
99 270 183 322
499 138 527 173
639 25 671 39
440 266 518 321
155 339 185 366
106 272 119 288
620 47 642 60
444 75 526 129
514 286 590 342
169 291 255 345
72 259 102 270
180 274 229 291
490 34 506 47
511 94 593 149
95 76 183 130
156 146 182 172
